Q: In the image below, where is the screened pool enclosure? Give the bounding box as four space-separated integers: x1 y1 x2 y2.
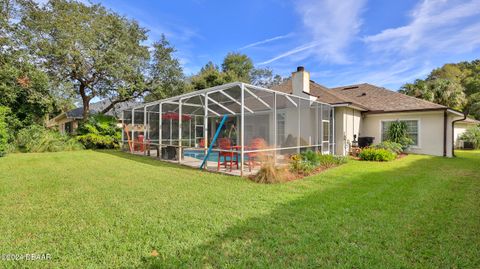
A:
121 82 335 175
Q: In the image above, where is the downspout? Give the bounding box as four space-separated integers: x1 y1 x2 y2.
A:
451 112 467 157
443 110 447 157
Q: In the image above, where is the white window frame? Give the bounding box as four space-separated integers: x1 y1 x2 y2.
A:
380 119 421 148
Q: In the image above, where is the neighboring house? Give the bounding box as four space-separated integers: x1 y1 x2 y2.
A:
47 100 138 134
272 67 472 157
453 117 480 148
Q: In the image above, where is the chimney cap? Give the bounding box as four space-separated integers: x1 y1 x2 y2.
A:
296 66 305 72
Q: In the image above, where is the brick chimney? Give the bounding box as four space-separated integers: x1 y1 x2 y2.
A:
291 66 316 100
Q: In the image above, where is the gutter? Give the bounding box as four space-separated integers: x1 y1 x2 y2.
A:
451 112 467 157
364 107 447 115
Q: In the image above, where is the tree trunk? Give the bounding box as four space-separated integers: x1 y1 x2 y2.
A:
79 84 90 121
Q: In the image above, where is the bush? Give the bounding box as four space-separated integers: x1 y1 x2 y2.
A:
358 148 397 162
318 154 349 168
290 151 317 175
386 121 414 150
290 150 348 174
374 141 403 154
460 125 480 149
0 107 10 157
252 162 286 184
16 125 84 153
76 114 121 149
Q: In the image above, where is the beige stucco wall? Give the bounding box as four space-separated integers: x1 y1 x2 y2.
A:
334 107 361 155
49 114 79 134
359 110 462 157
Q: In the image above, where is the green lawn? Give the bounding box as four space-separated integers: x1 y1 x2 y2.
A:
1 150 479 268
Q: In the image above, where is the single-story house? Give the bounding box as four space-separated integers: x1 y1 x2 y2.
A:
47 99 137 134
272 66 476 157
454 117 480 148
119 66 477 176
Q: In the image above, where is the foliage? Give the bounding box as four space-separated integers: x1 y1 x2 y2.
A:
386 121 414 150
191 53 286 90
20 0 150 119
190 62 236 90
76 114 121 149
144 35 188 101
290 150 318 175
400 59 480 119
221 52 254 82
16 125 84 153
0 4 61 131
358 148 397 161
318 154 349 168
290 150 348 174
459 125 480 149
0 106 10 157
252 161 286 184
374 141 404 154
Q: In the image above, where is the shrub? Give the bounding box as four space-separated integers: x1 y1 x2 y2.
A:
290 150 348 174
16 125 84 153
358 148 397 162
0 106 10 157
317 154 348 168
76 114 121 149
386 121 414 150
460 125 480 149
252 162 288 184
290 151 317 175
374 141 403 154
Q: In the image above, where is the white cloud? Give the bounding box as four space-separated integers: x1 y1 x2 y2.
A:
260 0 367 65
259 41 321 65
239 33 293 50
364 0 480 53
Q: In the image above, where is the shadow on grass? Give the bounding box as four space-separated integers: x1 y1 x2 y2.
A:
137 153 480 268
95 150 199 171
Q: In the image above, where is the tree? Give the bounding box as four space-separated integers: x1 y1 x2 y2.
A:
191 52 286 90
429 79 467 111
1 0 60 130
400 59 480 118
190 62 236 90
221 52 254 82
144 35 188 102
20 0 150 119
428 64 466 82
399 79 434 102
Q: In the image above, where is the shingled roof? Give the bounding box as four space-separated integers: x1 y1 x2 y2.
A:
271 79 350 105
329 83 446 112
65 99 138 119
271 80 447 113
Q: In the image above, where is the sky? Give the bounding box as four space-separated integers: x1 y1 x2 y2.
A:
39 0 480 90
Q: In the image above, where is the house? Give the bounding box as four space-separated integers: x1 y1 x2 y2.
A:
454 117 480 148
119 66 476 175
272 66 473 157
47 99 137 134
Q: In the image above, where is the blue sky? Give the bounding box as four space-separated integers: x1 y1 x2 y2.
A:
45 0 480 90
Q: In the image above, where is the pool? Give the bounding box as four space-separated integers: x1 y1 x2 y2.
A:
183 150 244 162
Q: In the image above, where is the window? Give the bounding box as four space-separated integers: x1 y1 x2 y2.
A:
381 120 419 146
65 122 72 134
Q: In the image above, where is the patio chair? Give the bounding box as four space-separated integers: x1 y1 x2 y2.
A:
217 137 238 171
246 137 267 172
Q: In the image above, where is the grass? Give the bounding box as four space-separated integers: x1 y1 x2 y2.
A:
1 150 479 268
